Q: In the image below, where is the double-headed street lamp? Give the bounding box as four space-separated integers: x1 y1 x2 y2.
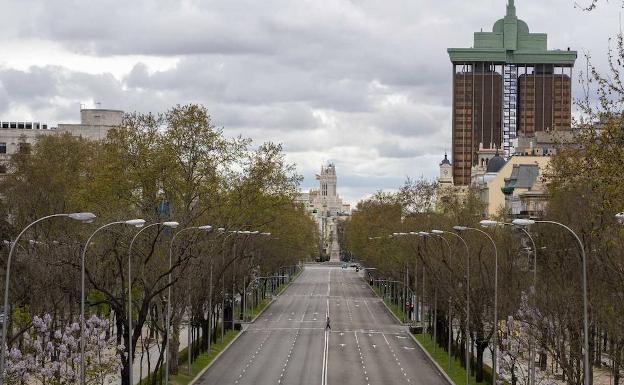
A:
127 221 179 385
453 225 499 385
218 229 271 342
480 219 539 385
512 218 590 385
0 212 97 385
80 219 146 385
164 225 213 385
425 231 454 370
432 229 471 385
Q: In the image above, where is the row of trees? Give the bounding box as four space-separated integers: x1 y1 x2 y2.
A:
344 6 624 383
0 104 318 385
343 166 623 385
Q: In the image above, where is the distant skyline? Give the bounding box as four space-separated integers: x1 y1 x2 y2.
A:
0 0 618 204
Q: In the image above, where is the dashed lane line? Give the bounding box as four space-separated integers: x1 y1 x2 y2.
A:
234 331 273 385
382 332 413 384
277 329 300 384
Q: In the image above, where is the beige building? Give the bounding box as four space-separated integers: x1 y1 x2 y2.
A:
475 155 550 217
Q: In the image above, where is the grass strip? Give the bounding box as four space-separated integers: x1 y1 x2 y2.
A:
371 286 408 323
169 329 239 385
414 333 481 385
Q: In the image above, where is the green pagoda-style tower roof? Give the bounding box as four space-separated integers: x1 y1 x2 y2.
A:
448 0 577 65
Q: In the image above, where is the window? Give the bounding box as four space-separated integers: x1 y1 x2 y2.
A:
0 143 5 154
18 142 31 155
0 164 6 174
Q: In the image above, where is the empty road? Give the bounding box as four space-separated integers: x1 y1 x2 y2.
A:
196 265 447 385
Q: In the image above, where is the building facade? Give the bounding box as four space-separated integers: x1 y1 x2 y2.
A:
297 163 351 261
0 108 124 175
448 0 576 185
57 108 123 140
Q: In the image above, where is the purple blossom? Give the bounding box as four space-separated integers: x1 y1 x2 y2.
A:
4 313 121 385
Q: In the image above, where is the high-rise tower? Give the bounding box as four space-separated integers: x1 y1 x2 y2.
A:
447 0 576 185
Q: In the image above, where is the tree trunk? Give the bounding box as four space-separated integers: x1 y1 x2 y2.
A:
475 335 488 384
169 318 181 375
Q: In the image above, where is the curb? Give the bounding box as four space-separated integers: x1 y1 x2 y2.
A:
250 268 303 323
188 329 245 385
187 268 305 385
361 276 405 325
409 333 455 385
363 275 454 385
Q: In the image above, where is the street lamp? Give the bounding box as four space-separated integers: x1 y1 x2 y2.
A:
217 229 269 342
0 212 97 385
454 225 499 385
429 230 454 370
435 228 471 385
480 219 538 385
164 225 212 385
80 219 145 385
513 218 590 385
127 221 179 385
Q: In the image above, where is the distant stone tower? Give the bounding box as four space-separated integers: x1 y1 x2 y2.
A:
318 163 337 199
315 163 342 262
439 153 453 185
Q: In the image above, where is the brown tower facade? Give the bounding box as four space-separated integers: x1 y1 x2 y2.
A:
518 68 572 136
453 65 503 186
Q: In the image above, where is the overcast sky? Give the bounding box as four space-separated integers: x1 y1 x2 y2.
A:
0 0 618 203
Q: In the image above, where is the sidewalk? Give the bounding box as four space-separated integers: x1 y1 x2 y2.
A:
111 324 197 385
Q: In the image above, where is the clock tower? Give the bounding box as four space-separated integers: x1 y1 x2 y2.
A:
439 153 453 185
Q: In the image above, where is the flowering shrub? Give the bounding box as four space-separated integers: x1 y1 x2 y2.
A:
497 292 555 385
5 314 122 385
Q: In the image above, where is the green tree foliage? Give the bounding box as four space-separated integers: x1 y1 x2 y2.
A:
0 104 316 385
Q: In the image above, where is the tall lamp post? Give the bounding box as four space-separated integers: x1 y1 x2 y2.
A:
480 219 538 385
80 219 145 385
0 212 97 385
127 221 179 385
429 230 454 371
454 225 499 385
513 218 590 385
434 228 471 385
165 225 212 385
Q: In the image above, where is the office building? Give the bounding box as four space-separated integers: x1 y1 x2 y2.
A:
447 0 576 185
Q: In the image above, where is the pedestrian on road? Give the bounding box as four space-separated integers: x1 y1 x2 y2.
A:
326 316 331 330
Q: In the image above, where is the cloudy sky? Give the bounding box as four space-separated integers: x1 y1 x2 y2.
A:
0 0 618 203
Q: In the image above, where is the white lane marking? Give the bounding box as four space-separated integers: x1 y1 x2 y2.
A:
279 329 300 383
362 297 379 325
321 268 331 385
382 332 413 384
354 331 369 383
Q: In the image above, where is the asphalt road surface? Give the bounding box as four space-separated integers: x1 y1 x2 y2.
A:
196 265 447 385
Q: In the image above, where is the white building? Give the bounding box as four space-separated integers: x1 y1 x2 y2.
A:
298 163 351 262
0 108 123 175
57 108 123 140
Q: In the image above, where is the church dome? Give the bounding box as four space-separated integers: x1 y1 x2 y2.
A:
486 150 506 173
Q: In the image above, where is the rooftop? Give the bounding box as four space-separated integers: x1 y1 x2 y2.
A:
448 0 577 65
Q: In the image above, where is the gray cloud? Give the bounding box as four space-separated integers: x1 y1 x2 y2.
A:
0 0 620 202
